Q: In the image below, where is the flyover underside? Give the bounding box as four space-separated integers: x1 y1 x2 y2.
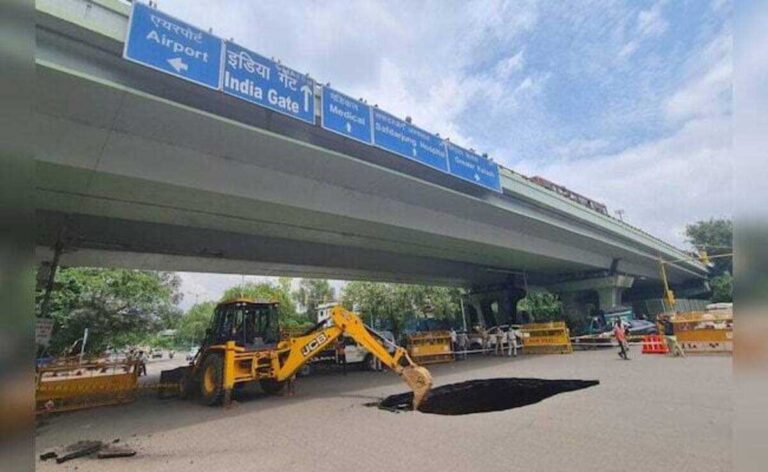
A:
31 10 707 286
34 161 595 286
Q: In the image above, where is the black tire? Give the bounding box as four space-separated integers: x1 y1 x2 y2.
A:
178 369 192 400
259 378 286 395
199 354 224 406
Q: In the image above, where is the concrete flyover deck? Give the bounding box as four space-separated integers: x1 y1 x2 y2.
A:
33 0 707 293
35 350 732 472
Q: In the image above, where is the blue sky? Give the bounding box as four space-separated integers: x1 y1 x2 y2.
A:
154 0 732 307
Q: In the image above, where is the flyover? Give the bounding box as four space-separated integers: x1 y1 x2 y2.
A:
32 0 709 323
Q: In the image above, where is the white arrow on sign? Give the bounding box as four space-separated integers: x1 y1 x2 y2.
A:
345 122 352 133
167 57 188 73
474 173 481 181
300 85 313 112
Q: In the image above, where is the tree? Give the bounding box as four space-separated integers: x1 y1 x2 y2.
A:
517 292 563 322
685 219 732 275
36 268 182 355
293 278 335 322
709 273 733 303
221 281 310 327
177 301 217 345
685 218 733 301
341 282 462 338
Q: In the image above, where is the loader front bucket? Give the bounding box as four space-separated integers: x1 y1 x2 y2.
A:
400 365 433 410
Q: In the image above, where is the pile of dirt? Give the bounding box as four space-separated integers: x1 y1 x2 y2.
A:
379 377 599 415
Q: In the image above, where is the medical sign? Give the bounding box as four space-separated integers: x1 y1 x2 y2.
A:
124 2 222 89
446 143 502 192
321 87 373 144
223 41 315 124
372 109 449 173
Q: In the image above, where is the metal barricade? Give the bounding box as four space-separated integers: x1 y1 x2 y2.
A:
671 311 733 354
521 322 573 354
406 331 454 364
36 358 140 414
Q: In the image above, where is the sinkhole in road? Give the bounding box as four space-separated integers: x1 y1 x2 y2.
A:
376 378 599 415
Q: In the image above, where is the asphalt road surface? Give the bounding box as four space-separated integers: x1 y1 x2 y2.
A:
35 350 732 472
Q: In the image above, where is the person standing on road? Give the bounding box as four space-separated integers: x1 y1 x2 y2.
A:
663 315 686 357
137 350 148 376
458 331 469 359
450 328 458 359
335 337 347 375
494 330 505 356
506 328 518 357
286 374 296 396
614 320 629 360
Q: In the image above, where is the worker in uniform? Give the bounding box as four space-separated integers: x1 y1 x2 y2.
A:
335 337 347 375
506 328 518 357
457 331 469 359
614 320 629 360
663 315 685 357
494 330 505 356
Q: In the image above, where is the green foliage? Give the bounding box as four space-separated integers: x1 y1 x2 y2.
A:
293 278 335 322
517 292 563 322
685 218 732 275
685 218 733 302
221 281 310 327
36 268 182 354
709 273 733 303
177 301 217 345
341 282 462 337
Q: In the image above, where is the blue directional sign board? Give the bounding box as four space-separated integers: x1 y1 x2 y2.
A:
223 42 315 124
321 87 372 144
446 143 502 192
372 109 449 173
124 2 222 89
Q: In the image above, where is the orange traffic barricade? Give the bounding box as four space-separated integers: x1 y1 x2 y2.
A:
641 335 669 354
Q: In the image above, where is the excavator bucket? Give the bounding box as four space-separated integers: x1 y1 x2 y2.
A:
400 365 433 410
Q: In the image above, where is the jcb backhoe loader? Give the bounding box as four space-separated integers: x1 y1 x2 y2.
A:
161 299 432 409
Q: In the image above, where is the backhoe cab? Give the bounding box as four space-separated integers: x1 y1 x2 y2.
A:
162 299 432 409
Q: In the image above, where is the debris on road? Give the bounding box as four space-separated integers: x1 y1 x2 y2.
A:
39 439 137 464
379 377 599 415
97 445 137 459
54 440 104 464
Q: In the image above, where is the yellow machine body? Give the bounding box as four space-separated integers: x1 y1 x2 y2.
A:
174 303 432 409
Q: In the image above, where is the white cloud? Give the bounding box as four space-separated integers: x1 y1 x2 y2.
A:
665 34 732 122
618 1 668 59
494 50 525 80
637 2 668 38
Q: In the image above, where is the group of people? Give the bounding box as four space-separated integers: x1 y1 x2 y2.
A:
450 327 521 359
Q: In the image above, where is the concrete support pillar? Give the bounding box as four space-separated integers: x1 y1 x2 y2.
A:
596 287 624 310
550 274 635 313
466 284 527 328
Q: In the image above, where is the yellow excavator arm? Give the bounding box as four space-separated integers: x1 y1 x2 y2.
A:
275 306 433 409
